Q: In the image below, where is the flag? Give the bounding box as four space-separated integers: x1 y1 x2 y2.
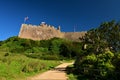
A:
24 16 29 23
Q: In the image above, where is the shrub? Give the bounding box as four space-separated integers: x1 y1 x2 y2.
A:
49 38 64 54
22 61 45 73
41 54 59 60
74 51 115 79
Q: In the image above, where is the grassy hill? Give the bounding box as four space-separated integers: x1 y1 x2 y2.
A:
0 52 61 80
0 37 81 80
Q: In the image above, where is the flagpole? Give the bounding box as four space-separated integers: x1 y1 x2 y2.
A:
74 26 75 32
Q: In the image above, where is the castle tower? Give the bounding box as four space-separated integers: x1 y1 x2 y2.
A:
41 22 45 24
41 22 45 26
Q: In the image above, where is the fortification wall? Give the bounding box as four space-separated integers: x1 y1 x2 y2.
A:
18 23 86 41
63 32 86 42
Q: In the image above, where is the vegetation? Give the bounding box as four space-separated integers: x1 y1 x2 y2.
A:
0 37 81 60
67 20 120 80
0 36 82 79
0 52 60 80
0 20 119 80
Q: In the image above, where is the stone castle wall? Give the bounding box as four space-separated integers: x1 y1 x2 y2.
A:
18 23 86 41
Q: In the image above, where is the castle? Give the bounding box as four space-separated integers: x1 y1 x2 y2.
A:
18 22 86 41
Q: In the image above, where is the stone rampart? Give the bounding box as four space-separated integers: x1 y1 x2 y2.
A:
18 23 86 41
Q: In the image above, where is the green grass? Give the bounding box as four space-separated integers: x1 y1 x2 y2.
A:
0 52 60 80
66 64 78 80
68 74 77 80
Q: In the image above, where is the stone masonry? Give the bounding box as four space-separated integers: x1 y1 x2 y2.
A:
18 23 86 41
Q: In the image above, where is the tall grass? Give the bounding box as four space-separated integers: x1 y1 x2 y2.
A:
0 52 60 80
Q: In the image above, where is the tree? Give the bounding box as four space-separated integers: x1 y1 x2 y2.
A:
80 20 120 53
74 20 120 79
98 21 120 52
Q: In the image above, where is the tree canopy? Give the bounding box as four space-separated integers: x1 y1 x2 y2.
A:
74 20 120 80
80 20 120 53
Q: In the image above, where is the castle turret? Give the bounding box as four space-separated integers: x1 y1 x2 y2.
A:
41 22 45 24
40 22 46 26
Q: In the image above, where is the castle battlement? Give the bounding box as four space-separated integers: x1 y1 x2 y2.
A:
18 23 86 41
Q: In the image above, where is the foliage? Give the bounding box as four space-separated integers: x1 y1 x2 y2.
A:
0 37 81 60
74 51 116 80
60 42 82 59
68 74 77 80
74 20 120 80
49 37 64 54
80 20 120 53
0 41 3 46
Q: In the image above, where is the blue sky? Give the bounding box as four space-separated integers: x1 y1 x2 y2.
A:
0 0 120 40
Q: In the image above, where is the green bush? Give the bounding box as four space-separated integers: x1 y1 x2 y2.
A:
74 51 115 79
49 38 64 54
22 61 45 73
25 52 45 59
60 41 81 58
41 54 59 60
110 53 120 79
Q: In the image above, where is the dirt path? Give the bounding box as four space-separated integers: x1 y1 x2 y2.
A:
28 62 73 80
